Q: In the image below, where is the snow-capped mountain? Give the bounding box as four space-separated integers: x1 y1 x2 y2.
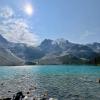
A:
0 34 100 65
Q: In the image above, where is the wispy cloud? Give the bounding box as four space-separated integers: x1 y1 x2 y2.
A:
82 30 96 37
0 6 39 46
0 7 14 19
79 30 97 41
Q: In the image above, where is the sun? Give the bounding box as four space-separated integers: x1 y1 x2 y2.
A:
24 3 33 16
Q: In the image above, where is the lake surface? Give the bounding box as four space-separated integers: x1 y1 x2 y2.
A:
0 65 100 100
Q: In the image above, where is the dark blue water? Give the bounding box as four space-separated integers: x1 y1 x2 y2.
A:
0 65 100 100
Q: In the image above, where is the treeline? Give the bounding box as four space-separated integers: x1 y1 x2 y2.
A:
89 56 100 65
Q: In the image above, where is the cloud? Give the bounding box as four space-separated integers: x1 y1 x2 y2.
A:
79 30 96 41
0 7 39 46
0 7 14 18
82 30 96 37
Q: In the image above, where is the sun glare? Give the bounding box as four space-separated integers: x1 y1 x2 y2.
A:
24 3 33 16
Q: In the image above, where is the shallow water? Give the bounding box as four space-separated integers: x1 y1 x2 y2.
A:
0 65 100 100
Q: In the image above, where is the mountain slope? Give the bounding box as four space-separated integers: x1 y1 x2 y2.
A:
0 34 44 62
37 39 100 65
0 35 24 66
8 44 45 61
87 42 100 53
0 47 24 66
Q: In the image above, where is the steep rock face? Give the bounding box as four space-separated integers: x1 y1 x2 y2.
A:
39 39 62 54
64 45 97 59
0 47 24 66
39 39 74 53
37 39 100 64
87 42 100 53
0 34 44 62
39 39 97 57
9 44 45 61
0 35 24 66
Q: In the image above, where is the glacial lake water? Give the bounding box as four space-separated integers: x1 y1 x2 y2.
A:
0 65 100 100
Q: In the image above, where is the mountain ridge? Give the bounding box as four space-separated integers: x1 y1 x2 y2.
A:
0 35 24 66
0 34 100 65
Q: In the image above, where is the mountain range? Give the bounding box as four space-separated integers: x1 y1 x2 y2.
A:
0 34 100 66
0 35 24 66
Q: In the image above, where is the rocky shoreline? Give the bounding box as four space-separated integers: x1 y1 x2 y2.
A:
0 81 57 100
0 88 58 100
0 92 58 100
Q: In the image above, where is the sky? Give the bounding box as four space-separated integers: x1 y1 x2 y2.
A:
0 0 100 45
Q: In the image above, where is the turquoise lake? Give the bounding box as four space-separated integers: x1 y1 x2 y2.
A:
0 65 100 100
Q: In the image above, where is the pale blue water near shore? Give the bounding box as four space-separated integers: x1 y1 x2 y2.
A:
0 65 100 100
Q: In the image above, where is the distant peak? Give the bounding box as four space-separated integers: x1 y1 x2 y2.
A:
41 39 53 44
43 39 53 42
54 38 69 45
